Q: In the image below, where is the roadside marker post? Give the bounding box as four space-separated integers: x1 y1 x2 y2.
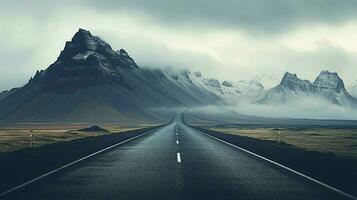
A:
29 130 34 148
277 131 281 145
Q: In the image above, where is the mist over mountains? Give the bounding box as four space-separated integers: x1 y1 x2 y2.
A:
350 80 357 98
0 29 356 123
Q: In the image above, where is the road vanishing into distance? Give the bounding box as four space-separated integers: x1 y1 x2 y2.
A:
3 115 353 200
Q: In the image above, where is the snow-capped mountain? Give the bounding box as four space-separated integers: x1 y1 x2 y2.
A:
256 71 357 107
232 80 264 96
0 29 221 123
2 28 354 123
217 79 264 103
172 70 264 100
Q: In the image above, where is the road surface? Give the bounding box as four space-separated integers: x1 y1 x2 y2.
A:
3 116 351 200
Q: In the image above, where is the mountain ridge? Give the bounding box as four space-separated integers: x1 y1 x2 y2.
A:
0 29 221 123
256 70 357 106
1 28 356 123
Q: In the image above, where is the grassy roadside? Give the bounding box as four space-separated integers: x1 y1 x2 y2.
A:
0 124 152 153
209 127 357 160
0 125 161 194
192 126 357 197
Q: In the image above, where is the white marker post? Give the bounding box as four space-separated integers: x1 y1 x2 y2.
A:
177 153 181 163
29 133 33 148
277 131 281 145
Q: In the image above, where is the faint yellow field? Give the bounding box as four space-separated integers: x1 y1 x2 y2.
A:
0 124 152 153
209 127 357 160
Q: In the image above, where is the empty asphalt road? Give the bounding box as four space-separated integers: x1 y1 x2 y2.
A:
3 116 352 200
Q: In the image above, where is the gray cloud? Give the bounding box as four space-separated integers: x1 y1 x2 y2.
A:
82 0 357 34
1 0 357 92
3 0 357 35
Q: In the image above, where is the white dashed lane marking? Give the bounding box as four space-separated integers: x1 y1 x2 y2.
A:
177 153 181 163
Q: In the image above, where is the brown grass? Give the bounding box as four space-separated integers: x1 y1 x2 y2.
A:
0 123 152 153
209 127 357 160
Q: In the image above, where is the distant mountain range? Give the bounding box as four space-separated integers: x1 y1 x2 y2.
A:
164 70 264 101
0 29 356 123
256 71 357 107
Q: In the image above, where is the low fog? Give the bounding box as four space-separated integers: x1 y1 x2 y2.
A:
190 96 357 120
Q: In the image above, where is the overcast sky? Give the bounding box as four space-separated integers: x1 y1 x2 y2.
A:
1 0 357 91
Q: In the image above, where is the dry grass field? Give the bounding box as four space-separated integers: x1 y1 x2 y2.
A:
209 127 357 160
0 123 152 153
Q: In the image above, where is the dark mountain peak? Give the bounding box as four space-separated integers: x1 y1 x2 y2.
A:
52 29 138 68
281 72 297 82
58 29 136 69
58 28 113 60
278 72 313 91
313 70 345 91
71 28 109 48
280 72 300 86
118 48 128 55
72 28 93 43
280 72 312 84
29 29 140 92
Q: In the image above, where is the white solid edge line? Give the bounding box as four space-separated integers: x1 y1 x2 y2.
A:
0 126 163 198
194 128 357 200
177 153 182 163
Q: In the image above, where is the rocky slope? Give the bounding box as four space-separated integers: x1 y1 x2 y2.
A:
0 88 19 102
